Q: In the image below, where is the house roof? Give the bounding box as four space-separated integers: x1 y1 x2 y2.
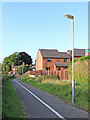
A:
58 52 70 58
39 49 70 58
54 63 68 67
67 49 85 57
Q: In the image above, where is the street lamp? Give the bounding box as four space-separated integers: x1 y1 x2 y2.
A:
64 13 75 104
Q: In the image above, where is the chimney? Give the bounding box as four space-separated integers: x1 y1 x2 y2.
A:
23 62 25 65
12 62 14 67
67 50 69 55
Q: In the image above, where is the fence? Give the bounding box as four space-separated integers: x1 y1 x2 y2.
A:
25 70 69 80
42 70 68 80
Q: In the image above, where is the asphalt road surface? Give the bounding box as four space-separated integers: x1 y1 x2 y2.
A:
11 77 89 119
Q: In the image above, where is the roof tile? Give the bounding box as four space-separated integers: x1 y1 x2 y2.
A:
40 49 70 58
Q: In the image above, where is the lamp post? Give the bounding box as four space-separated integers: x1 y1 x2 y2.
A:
64 13 75 104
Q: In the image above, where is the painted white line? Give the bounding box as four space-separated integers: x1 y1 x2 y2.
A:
14 79 65 119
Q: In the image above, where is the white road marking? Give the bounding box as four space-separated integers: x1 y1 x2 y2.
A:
14 79 65 119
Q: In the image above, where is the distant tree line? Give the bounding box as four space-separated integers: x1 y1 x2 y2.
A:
0 63 2 78
2 52 33 76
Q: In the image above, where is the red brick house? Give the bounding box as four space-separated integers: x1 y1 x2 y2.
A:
67 49 85 60
11 63 18 75
36 49 70 71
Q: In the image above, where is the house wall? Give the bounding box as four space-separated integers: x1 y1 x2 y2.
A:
43 58 70 71
11 68 17 71
11 67 17 74
36 50 43 70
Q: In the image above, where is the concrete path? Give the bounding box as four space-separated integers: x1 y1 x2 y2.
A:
11 77 89 119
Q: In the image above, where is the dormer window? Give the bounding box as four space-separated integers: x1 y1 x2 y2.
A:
47 58 52 62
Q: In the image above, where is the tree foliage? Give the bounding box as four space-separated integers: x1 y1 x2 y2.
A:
0 63 2 72
2 52 21 74
19 52 32 65
16 64 30 75
2 52 33 76
0 63 2 78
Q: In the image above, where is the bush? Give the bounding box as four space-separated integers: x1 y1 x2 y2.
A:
74 58 79 62
36 75 58 82
69 55 90 65
8 74 15 78
79 55 90 62
23 74 31 79
2 73 15 85
68 59 88 84
2 72 8 80
17 66 22 75
69 58 79 65
37 77 42 82
35 71 39 77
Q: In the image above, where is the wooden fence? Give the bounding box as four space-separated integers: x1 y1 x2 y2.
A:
25 70 69 80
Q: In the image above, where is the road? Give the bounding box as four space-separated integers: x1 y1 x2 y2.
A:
11 77 89 119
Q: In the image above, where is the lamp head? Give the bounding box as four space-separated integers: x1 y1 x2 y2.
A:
64 13 74 19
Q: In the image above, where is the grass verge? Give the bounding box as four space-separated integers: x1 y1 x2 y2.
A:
2 77 25 118
19 75 88 111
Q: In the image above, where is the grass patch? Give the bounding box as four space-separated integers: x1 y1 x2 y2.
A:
19 75 88 111
2 77 25 118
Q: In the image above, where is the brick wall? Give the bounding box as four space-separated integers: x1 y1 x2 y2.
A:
43 58 70 71
36 50 43 70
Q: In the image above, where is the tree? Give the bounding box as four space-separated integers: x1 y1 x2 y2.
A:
16 64 30 75
6 65 10 72
16 66 22 75
2 52 21 74
19 52 32 65
0 63 2 78
0 63 2 72
2 51 33 76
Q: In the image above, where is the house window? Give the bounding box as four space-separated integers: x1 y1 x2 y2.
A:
57 59 59 62
13 72 16 74
47 58 52 62
63 59 67 62
46 67 50 71
13 68 15 71
58 67 61 71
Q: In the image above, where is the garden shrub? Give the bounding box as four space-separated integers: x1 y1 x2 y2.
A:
68 57 88 84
